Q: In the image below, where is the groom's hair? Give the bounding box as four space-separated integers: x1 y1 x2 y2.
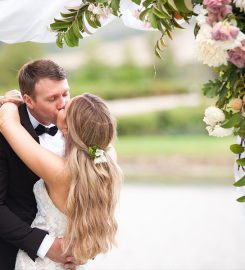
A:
18 59 67 99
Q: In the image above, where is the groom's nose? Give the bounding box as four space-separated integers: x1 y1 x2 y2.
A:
56 96 66 110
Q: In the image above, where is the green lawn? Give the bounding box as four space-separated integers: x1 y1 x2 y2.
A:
116 135 235 158
115 135 236 184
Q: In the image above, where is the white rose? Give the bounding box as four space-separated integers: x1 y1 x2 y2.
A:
203 106 225 126
207 125 234 137
196 25 229 67
234 0 245 12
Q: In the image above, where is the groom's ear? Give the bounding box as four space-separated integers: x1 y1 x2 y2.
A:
23 94 34 109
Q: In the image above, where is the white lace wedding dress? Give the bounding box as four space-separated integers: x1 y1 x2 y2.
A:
15 179 84 270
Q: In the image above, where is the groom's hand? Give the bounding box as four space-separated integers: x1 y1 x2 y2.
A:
46 238 67 264
64 257 87 269
47 238 84 269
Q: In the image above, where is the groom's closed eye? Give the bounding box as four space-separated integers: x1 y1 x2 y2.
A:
47 97 56 102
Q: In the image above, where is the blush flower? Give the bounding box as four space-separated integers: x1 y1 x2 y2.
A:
203 0 231 13
206 5 232 25
228 40 245 68
212 22 239 41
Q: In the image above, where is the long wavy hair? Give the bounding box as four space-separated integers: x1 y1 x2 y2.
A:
62 93 122 260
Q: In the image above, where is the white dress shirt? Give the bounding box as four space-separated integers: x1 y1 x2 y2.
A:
27 109 65 258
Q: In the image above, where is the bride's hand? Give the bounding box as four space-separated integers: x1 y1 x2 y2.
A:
0 102 20 131
0 89 23 107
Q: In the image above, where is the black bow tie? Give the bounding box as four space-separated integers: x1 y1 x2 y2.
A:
35 124 58 136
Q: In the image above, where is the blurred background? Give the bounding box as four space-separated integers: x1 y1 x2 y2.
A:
1 18 245 269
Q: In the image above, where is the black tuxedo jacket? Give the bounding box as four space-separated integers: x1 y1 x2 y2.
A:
0 104 47 269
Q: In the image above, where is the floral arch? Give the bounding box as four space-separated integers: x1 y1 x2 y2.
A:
0 0 245 199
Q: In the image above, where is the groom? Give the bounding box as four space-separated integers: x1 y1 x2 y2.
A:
0 59 79 269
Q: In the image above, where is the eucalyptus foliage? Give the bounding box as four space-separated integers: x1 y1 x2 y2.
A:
50 0 194 57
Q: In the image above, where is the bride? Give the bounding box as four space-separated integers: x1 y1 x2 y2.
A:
0 93 122 269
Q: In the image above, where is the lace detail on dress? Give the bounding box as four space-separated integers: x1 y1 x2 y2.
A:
15 179 83 270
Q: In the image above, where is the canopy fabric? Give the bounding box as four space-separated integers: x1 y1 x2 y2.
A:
0 0 154 43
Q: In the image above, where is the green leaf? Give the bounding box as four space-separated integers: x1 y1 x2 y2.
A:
156 37 167 51
54 18 72 23
85 10 98 29
132 0 141 4
50 21 71 30
171 18 184 29
110 0 120 15
139 8 150 21
148 9 158 28
238 119 245 131
82 14 93 35
64 27 79 47
194 23 200 37
155 46 162 59
234 175 245 187
166 28 173 39
153 7 168 19
158 1 170 15
56 33 64 48
236 158 245 166
230 144 244 154
160 19 172 33
60 11 77 18
143 0 152 8
157 21 164 33
159 36 167 48
221 113 240 128
158 0 168 5
202 79 223 98
72 20 83 38
173 0 192 13
67 8 80 12
165 0 178 11
94 15 102 27
237 130 245 139
237 195 245 202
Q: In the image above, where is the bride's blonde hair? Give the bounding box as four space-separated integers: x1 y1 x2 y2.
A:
63 93 122 260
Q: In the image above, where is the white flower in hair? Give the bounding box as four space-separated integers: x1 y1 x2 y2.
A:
88 145 107 164
94 149 107 164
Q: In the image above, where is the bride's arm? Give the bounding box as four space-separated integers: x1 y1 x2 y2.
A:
0 103 68 187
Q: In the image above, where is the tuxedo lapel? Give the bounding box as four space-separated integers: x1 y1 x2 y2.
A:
18 104 39 143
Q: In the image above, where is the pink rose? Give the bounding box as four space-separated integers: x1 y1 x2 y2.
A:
211 22 239 41
207 5 232 25
204 0 231 13
228 40 245 68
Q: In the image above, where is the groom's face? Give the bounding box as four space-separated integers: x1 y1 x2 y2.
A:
24 78 70 125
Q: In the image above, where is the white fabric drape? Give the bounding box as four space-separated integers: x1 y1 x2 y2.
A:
0 0 80 43
0 0 154 43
